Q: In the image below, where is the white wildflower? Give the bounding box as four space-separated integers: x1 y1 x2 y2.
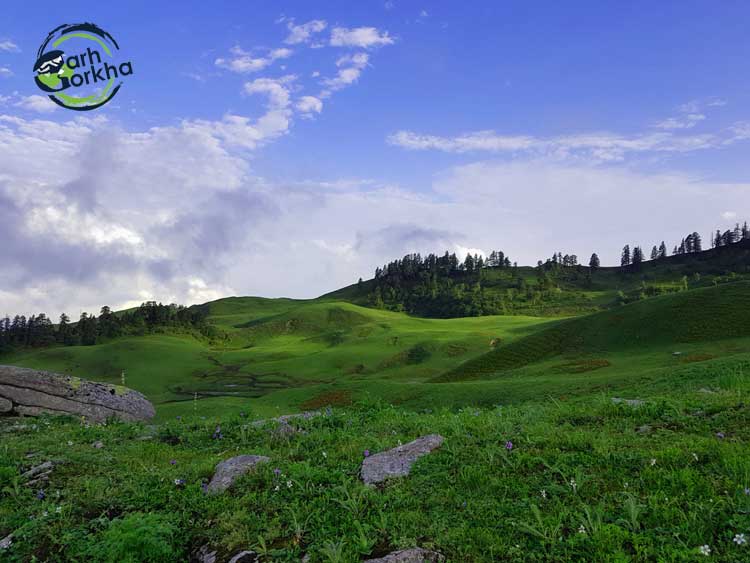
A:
569 478 577 492
734 533 747 546
692 453 699 461
650 458 656 466
540 489 547 499
322 451 327 459
274 485 280 492
286 480 293 489
698 545 711 556
578 524 586 535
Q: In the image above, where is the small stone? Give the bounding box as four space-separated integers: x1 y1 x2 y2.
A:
611 397 645 407
191 545 217 563
205 455 269 495
92 441 104 449
0 534 12 550
364 548 445 562
636 425 652 434
361 435 444 485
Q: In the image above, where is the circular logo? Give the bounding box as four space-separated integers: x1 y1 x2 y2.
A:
33 23 133 111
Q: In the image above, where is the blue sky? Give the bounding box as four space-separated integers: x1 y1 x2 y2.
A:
2 1 750 316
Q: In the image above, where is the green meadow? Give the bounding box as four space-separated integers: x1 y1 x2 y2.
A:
3 248 750 561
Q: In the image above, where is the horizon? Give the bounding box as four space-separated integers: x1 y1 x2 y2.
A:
3 1 750 318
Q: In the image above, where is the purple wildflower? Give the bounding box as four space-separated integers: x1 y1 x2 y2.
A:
716 432 725 439
174 478 185 487
364 449 370 458
744 487 750 496
505 441 513 451
273 468 281 476
212 425 223 440
170 459 177 465
201 482 208 493
36 490 45 500
176 416 182 421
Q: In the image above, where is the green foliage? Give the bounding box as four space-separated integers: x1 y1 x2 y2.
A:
78 513 180 563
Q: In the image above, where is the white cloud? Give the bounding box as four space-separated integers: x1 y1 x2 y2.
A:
330 27 394 48
722 211 737 220
0 66 12 78
0 40 19 52
284 19 327 45
296 95 323 116
388 123 750 162
14 95 57 114
653 113 705 130
320 53 370 96
2 112 750 319
215 46 292 74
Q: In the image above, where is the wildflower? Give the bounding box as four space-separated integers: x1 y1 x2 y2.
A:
698 545 711 556
239 412 247 418
716 432 725 439
569 478 577 492
55 506 62 513
505 441 513 451
745 488 750 496
42 511 48 517
170 459 177 465
325 407 333 417
212 425 222 440
274 485 280 492
36 490 45 500
734 533 747 546
364 449 370 458
286 480 293 489
578 525 586 535
540 489 547 499
322 451 328 459
274 467 281 476
174 479 185 487
650 458 657 466
176 416 182 421
67 441 73 446
692 453 699 461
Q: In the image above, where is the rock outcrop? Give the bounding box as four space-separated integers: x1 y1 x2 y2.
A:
361 435 444 485
364 548 445 562
0 365 155 422
206 455 270 495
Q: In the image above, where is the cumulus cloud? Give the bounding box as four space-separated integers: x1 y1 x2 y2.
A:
296 95 323 116
320 53 370 97
330 27 394 48
14 95 58 114
284 19 327 45
0 66 12 78
215 46 292 74
2 110 750 319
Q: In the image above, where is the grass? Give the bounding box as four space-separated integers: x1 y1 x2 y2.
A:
2 382 750 561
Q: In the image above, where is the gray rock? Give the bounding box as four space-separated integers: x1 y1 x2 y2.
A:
611 397 645 408
227 551 258 563
636 424 652 434
206 455 269 495
0 534 12 550
0 397 12 413
21 460 54 481
698 388 717 394
361 435 444 485
191 545 217 563
252 411 321 439
92 440 104 449
0 365 155 422
364 548 444 562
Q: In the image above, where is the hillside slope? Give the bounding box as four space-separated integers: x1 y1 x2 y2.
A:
436 281 750 382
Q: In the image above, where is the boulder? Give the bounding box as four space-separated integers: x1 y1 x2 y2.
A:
361 435 444 485
206 455 269 495
0 397 12 413
0 365 155 423
364 548 444 562
0 534 12 550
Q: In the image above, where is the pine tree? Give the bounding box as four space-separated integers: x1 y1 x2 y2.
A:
631 246 644 269
621 245 631 267
650 245 659 260
589 253 600 271
659 241 667 259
